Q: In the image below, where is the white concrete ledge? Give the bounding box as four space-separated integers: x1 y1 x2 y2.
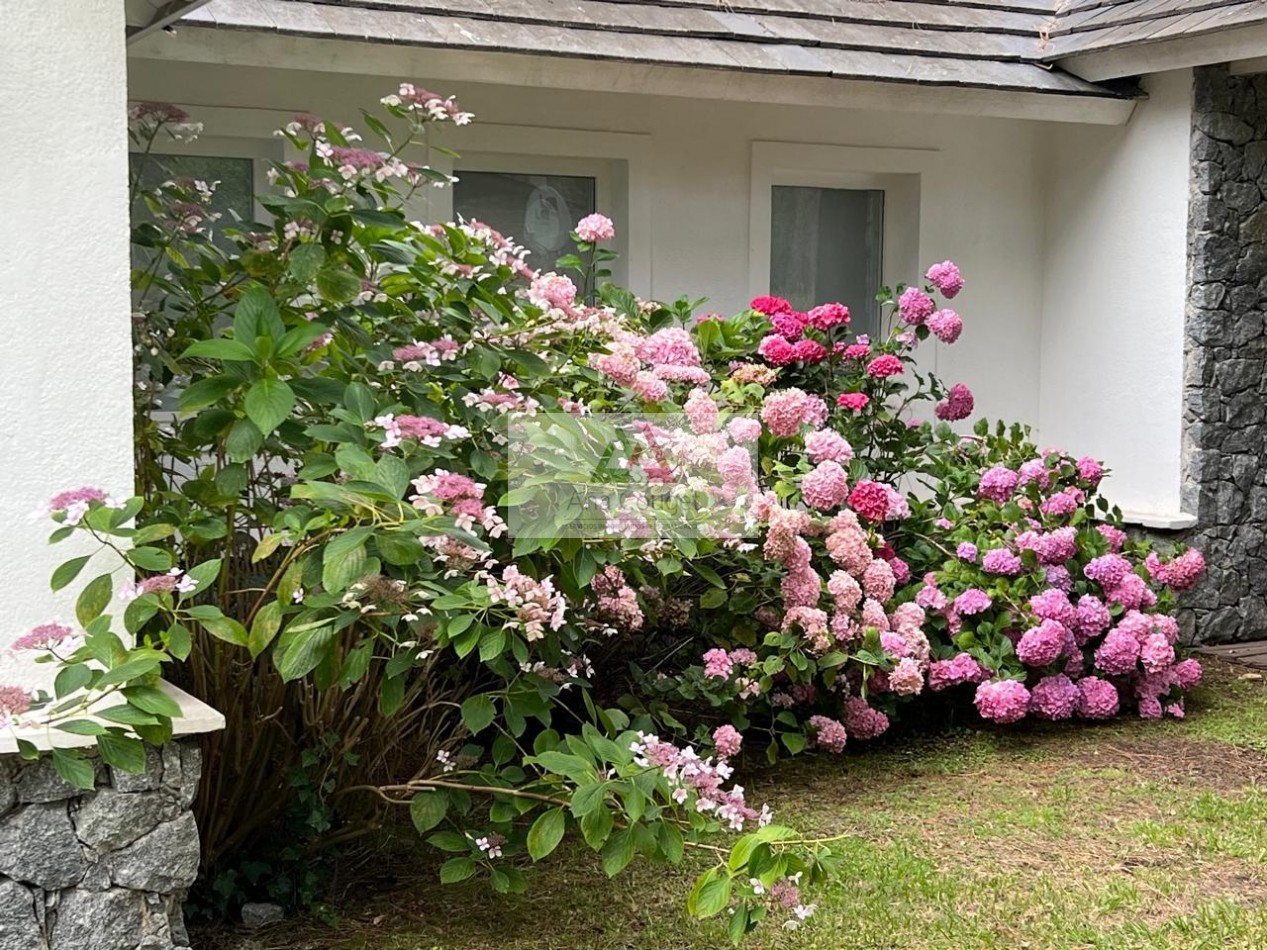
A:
1119 510 1199 531
0 681 224 755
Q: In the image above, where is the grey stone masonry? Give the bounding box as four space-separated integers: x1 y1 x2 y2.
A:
0 740 201 950
1183 66 1267 643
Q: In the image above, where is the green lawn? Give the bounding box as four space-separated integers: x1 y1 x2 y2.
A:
210 660 1267 950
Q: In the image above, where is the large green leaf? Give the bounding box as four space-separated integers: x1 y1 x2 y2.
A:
460 694 496 735
244 378 295 435
409 791 450 834
275 624 336 682
96 733 147 773
527 808 566 861
76 574 113 626
50 555 92 592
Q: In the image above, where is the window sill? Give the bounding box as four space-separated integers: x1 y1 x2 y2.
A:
1118 510 1198 531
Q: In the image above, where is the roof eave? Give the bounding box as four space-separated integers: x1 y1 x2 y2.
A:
1054 21 1267 82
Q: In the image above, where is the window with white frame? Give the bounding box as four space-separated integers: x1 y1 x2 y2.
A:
769 185 885 337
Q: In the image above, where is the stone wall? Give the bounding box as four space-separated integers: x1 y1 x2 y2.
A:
0 741 201 950
1182 65 1267 643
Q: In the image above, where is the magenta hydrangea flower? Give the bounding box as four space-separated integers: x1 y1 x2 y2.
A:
1016 619 1067 668
848 480 891 522
1094 627 1142 675
1084 554 1133 589
1074 595 1112 643
1140 633 1176 674
934 382 974 421
977 466 1019 502
806 302 850 331
898 287 935 325
974 680 1030 724
927 309 963 344
982 548 1023 576
808 715 847 753
1030 589 1076 627
928 653 990 691
1030 674 1078 720
1076 677 1120 719
771 311 807 340
836 392 869 412
842 697 889 740
757 334 796 366
956 542 979 562
712 724 743 759
1076 456 1105 486
1097 524 1127 551
1146 548 1206 591
865 354 904 379
953 588 993 616
925 260 964 298
750 295 793 316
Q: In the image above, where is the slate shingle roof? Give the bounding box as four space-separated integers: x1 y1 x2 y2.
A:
178 0 1267 101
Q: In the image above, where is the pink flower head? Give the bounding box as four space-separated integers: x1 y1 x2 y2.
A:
0 684 32 722
702 648 734 680
1030 589 1076 627
770 311 807 340
1075 595 1112 643
792 338 829 364
1084 554 1133 589
977 466 1019 502
974 679 1030 724
956 542 979 562
866 354 904 379
631 371 669 402
1096 523 1127 551
640 327 702 368
727 417 762 444
925 260 964 299
806 302 850 331
1030 674 1078 721
12 622 76 652
1075 677 1120 719
760 388 815 438
982 548 1023 576
898 287 935 326
1140 634 1176 674
528 272 577 310
712 724 743 759
848 480 891 523
928 653 990 691
842 343 871 361
953 588 993 616
804 429 853 464
1173 658 1202 690
801 461 850 511
888 657 925 696
750 295 793 316
862 558 896 602
574 212 615 242
1094 627 1142 675
836 392 870 412
842 697 889 740
934 383 974 421
1076 456 1105 486
684 388 720 434
757 334 796 366
808 715 847 753
1016 619 1067 668
1147 548 1206 592
927 309 963 344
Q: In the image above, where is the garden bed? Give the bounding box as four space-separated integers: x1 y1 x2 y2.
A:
198 659 1267 950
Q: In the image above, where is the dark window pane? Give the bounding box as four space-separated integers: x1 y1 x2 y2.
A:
454 171 595 271
770 186 884 337
129 153 256 245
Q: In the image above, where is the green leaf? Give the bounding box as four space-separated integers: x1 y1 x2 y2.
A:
439 857 477 884
322 537 368 594
579 804 613 850
288 242 327 283
409 790 450 834
182 338 257 362
50 555 92 591
248 600 283 658
233 285 285 346
527 808 566 861
96 733 147 773
128 546 173 572
199 615 249 648
76 574 113 626
569 782 606 819
179 375 239 412
601 827 636 878
245 378 296 436
316 265 362 303
96 704 161 727
687 867 732 918
184 558 222 596
428 830 471 853
54 664 92 699
96 653 164 688
121 685 183 718
56 719 107 737
51 748 95 790
376 532 425 567
460 694 496 735
275 624 336 682
700 588 726 609
226 418 264 462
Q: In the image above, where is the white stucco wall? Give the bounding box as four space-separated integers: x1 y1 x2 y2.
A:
0 2 135 690
1039 69 1193 521
127 58 1049 431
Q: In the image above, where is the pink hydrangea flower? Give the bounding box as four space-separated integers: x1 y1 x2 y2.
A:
703 648 734 679
1030 589 1076 627
0 685 32 725
1097 524 1127 551
1074 595 1112 643
801 461 849 511
1030 674 1078 720
928 653 990 691
953 588 992 616
750 295 793 316
934 383 974 421
842 343 871 361
528 272 576 310
1146 548 1206 591
866 354 904 378
974 680 1030 724
574 212 615 242
792 339 828 363
898 287 935 326
862 559 896 602
1094 627 1142 675
1173 658 1202 689
771 311 806 340
1077 456 1105 486
836 392 870 412
12 622 76 652
888 657 925 696
956 542 979 562
1075 677 1120 719
842 697 889 740
804 429 853 464
925 260 964 298
631 371 669 402
927 309 963 344
1016 619 1067 667
1140 633 1176 674
827 570 863 611
684 388 720 434
1084 554 1133 589
727 417 762 444
712 725 743 759
848 480 891 522
808 715 847 753
640 327 702 368
982 548 1023 576
806 302 850 331
761 389 815 438
757 334 796 366
977 466 1019 502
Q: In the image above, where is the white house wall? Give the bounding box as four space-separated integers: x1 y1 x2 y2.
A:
129 58 1051 439
1039 69 1193 524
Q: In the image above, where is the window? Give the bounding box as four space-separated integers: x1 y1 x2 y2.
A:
453 171 596 270
770 185 884 337
129 153 258 244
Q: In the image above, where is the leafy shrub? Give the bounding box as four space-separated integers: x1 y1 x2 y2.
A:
1 87 1206 941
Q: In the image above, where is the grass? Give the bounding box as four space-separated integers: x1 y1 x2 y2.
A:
204 660 1267 950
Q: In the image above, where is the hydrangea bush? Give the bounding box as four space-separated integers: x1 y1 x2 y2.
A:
1 88 1206 939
